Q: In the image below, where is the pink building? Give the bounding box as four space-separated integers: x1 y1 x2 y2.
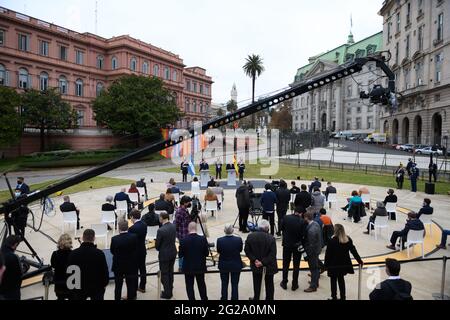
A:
0 7 213 156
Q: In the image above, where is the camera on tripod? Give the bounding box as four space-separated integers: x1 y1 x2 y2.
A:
189 196 202 221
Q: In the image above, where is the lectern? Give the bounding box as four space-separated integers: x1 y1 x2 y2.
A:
200 170 209 187
227 169 236 186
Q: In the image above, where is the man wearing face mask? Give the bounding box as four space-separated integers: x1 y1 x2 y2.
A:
175 196 193 271
15 177 30 196
11 190 30 237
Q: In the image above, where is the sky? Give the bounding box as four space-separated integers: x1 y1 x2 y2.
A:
1 0 384 105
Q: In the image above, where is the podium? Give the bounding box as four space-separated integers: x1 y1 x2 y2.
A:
227 169 237 186
200 170 209 187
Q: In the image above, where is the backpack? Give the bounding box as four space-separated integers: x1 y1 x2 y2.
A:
386 281 413 301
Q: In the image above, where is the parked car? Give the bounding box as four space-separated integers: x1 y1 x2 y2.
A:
415 146 443 156
412 144 429 152
399 144 415 152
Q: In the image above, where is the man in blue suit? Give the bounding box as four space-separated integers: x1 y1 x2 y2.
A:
217 224 243 300
129 209 148 293
261 184 278 235
15 177 30 195
114 188 133 215
179 222 209 300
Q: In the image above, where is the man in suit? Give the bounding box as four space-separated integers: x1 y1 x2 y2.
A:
386 212 425 250
236 181 251 233
154 193 174 216
181 158 189 183
207 177 216 188
217 224 243 300
136 177 148 199
114 188 133 216
15 177 30 195
370 258 412 300
410 164 419 193
325 182 337 209
304 211 322 293
155 212 177 299
261 183 278 235
294 184 312 213
244 219 278 301
128 209 148 293
215 158 223 179
60 195 81 230
238 159 246 181
68 229 109 300
110 220 138 300
309 177 322 193
0 236 22 300
199 158 209 171
275 180 291 237
178 222 209 300
290 181 300 195
280 211 306 291
417 198 433 219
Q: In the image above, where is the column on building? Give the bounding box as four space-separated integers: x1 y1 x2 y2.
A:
326 85 332 131
315 92 320 131
335 83 342 131
307 92 313 131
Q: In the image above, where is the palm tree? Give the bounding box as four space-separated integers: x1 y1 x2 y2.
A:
243 54 265 127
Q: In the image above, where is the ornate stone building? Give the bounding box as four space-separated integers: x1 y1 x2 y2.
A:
379 0 449 146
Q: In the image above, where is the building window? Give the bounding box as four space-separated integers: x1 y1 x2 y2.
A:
347 108 351 115
164 66 170 80
39 40 49 56
0 64 8 86
96 55 104 69
387 21 391 41
416 61 424 85
18 68 29 89
0 30 4 46
395 42 399 64
418 25 424 51
186 80 191 91
18 34 30 52
142 62 149 74
404 68 411 89
75 79 83 97
59 76 68 94
367 117 373 129
112 57 118 70
405 34 410 57
59 45 68 61
96 82 104 97
39 72 48 91
406 2 411 25
193 82 197 93
76 109 85 126
153 64 159 77
355 49 365 59
205 85 209 96
172 70 177 82
347 85 352 97
130 58 137 72
185 98 190 112
357 107 361 113
435 53 443 83
356 118 362 130
437 13 444 42
200 84 204 95
346 119 351 130
396 12 401 33
76 50 84 65
193 100 197 113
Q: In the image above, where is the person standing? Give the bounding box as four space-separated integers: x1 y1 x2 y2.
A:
236 181 251 233
10 191 30 237
60 195 81 230
238 158 246 181
324 182 337 209
244 220 278 301
155 212 177 299
369 258 412 300
128 209 148 294
110 220 138 301
215 158 223 179
67 229 109 300
429 161 438 183
261 184 278 235
280 210 306 291
181 158 189 182
15 177 30 195
217 224 243 300
309 177 322 193
406 158 414 177
395 164 406 189
410 164 420 193
50 234 73 300
310 187 326 214
179 222 209 300
0 235 23 300
199 158 209 171
175 196 193 271
136 177 148 200
325 224 363 300
303 212 322 293
275 180 290 237
294 184 312 213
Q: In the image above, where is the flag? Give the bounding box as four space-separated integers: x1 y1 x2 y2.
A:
233 154 239 175
188 155 196 176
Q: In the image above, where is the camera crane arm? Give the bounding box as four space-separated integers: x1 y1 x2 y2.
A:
0 54 395 216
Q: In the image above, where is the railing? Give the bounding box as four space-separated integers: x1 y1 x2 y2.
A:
34 256 448 301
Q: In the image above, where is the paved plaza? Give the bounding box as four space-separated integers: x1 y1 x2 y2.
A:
12 168 450 300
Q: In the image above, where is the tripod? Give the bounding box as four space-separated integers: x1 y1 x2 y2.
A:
190 198 216 267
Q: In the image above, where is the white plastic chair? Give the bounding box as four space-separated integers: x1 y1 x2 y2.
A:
92 224 108 249
128 192 139 203
361 193 371 208
116 201 128 220
385 202 397 221
137 187 146 201
327 193 338 208
419 214 433 236
369 215 389 240
401 229 425 258
62 211 78 236
101 211 116 235
191 182 201 198
205 200 218 218
146 225 159 242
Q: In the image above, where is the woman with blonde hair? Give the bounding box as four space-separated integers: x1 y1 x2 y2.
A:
50 233 73 300
324 224 363 300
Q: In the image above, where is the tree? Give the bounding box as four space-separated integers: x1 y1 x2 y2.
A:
0 87 22 148
269 101 293 134
21 88 78 152
243 54 265 128
226 100 238 113
93 75 182 147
